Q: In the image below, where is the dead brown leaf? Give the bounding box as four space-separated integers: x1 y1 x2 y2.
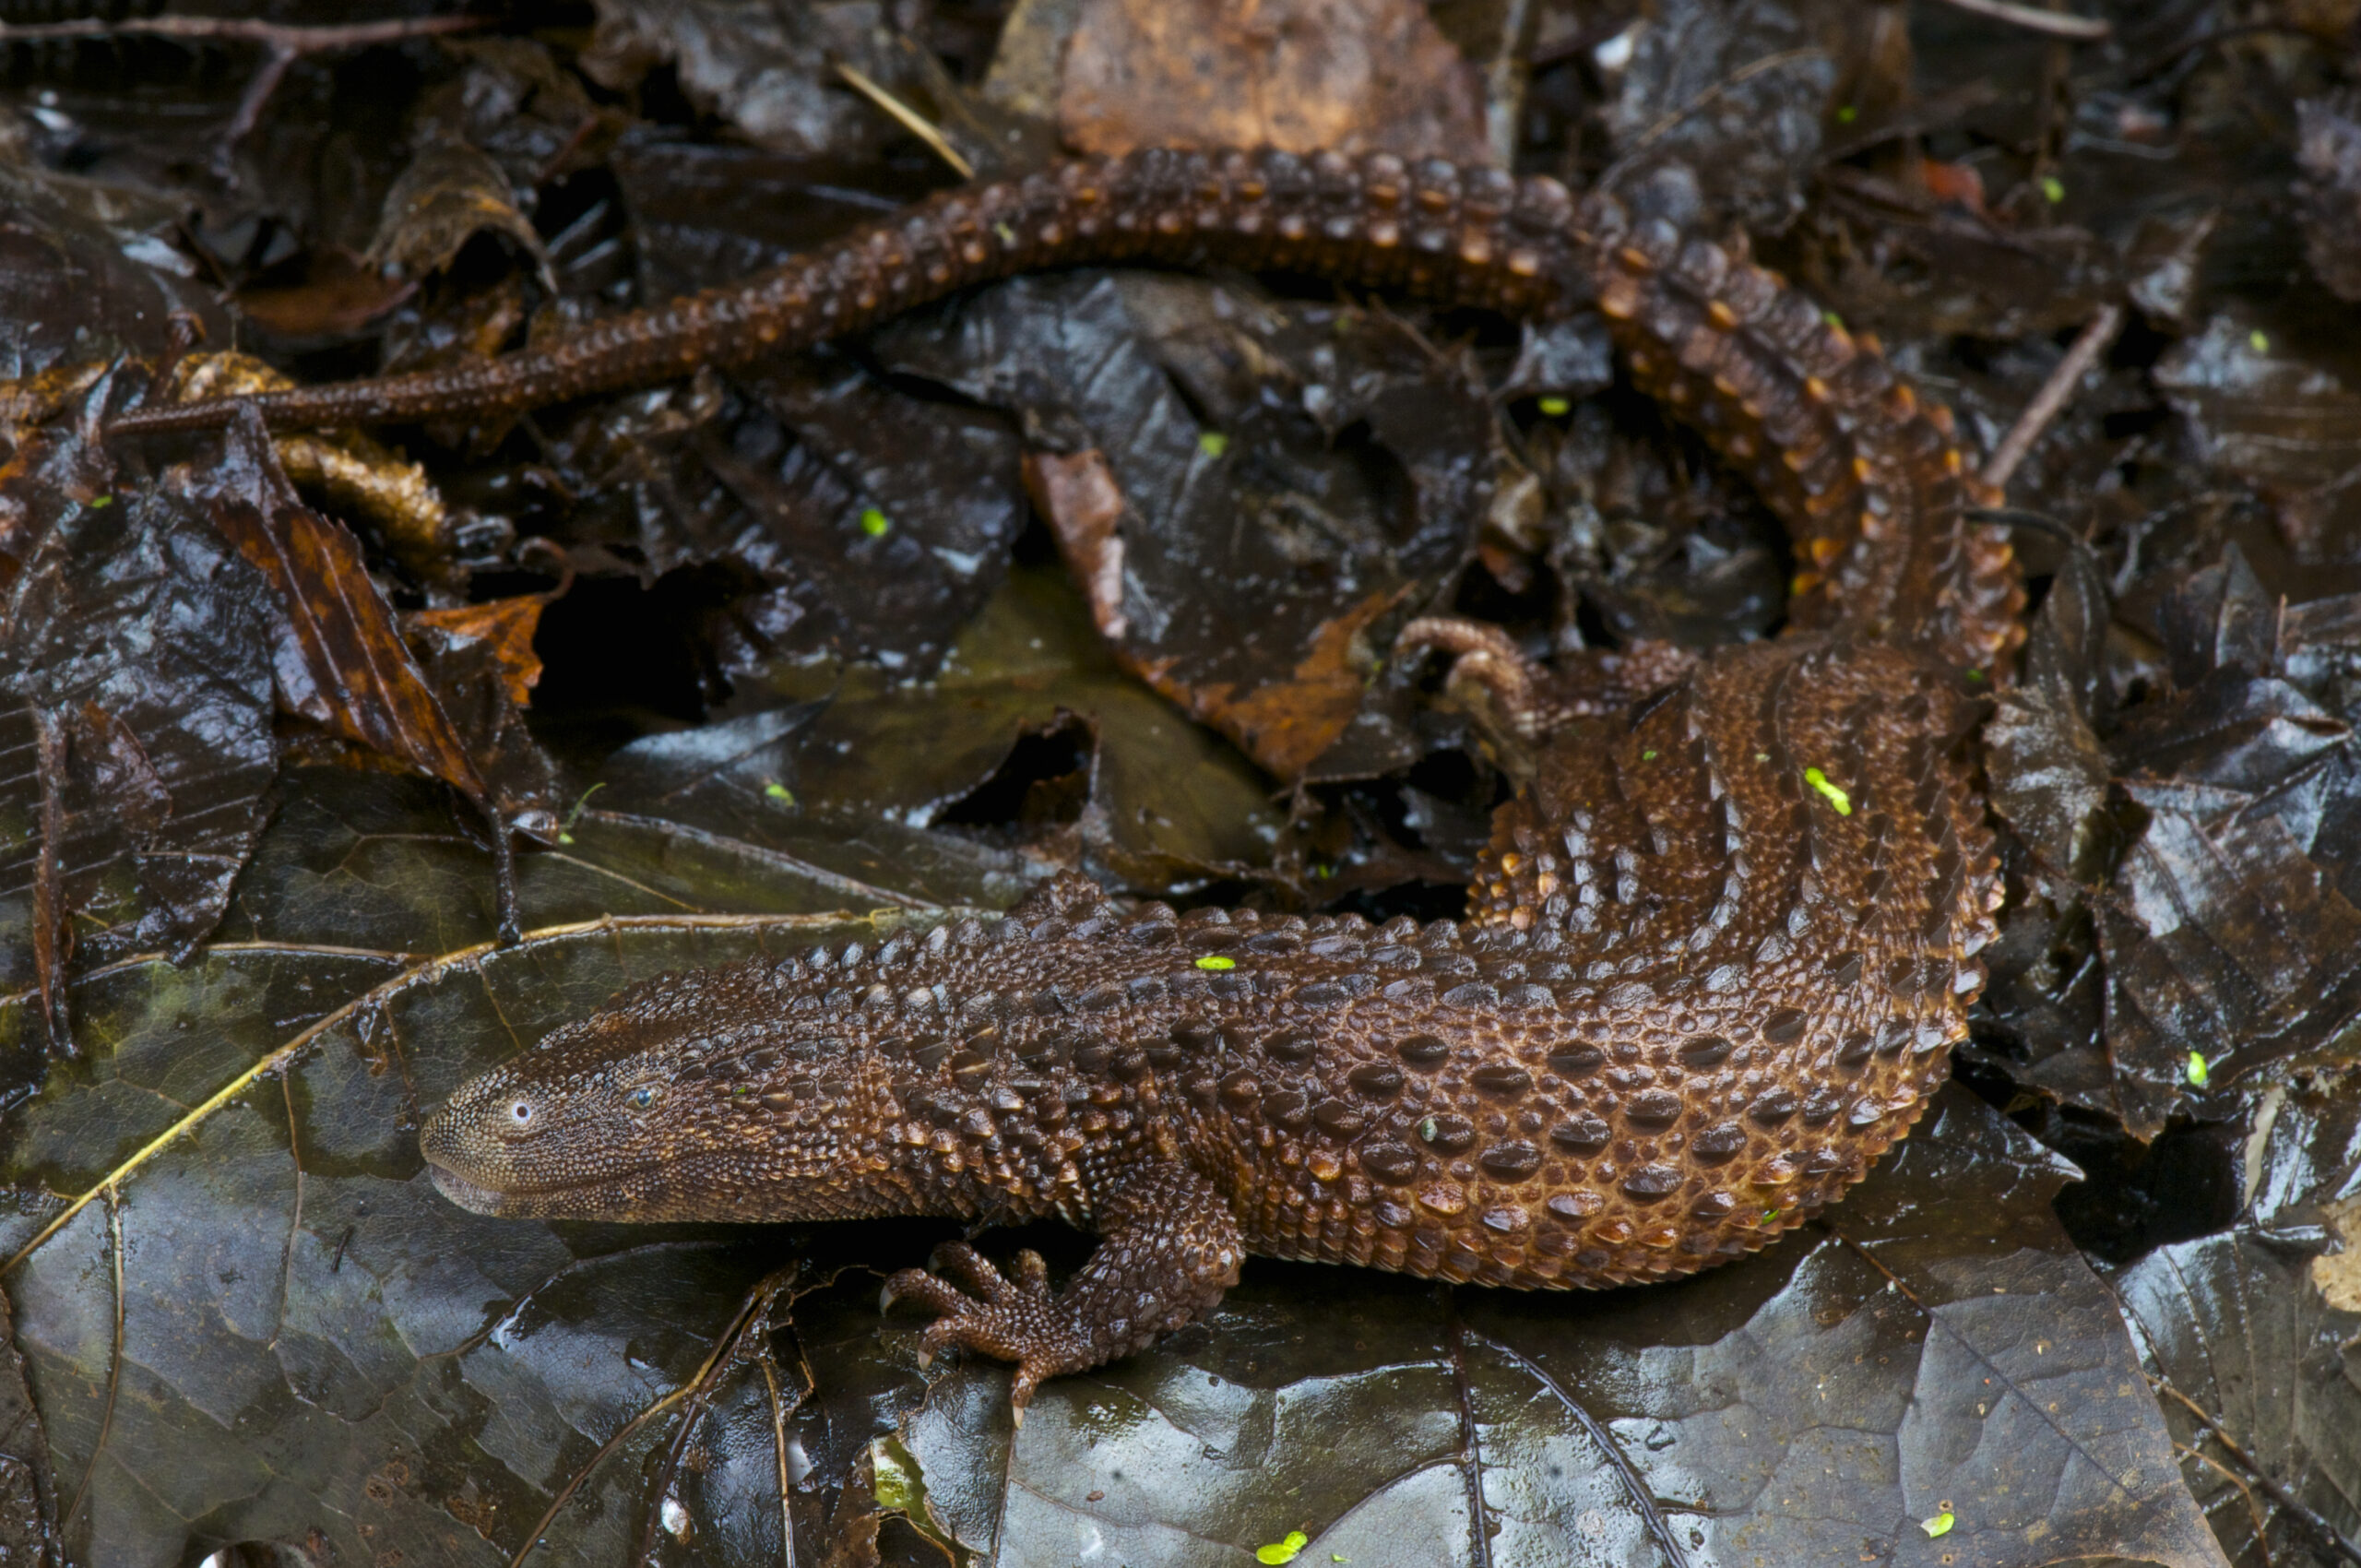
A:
1057 0 1492 163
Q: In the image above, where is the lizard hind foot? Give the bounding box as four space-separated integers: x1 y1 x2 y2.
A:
1394 617 1700 742
882 1242 1093 1414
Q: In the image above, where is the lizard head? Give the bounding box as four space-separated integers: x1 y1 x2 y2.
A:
420 956 901 1222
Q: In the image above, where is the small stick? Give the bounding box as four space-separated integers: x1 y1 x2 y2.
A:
1929 0 2111 41
836 62 975 180
1981 302 2123 491
0 14 485 175
0 14 482 49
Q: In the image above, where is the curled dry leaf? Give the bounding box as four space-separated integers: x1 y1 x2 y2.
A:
1054 0 1492 163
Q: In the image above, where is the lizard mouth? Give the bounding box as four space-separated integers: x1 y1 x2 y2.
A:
425 1155 670 1218
426 1160 521 1217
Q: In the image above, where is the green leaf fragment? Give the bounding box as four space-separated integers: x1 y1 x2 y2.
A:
2039 175 2064 204
871 1435 924 1513
1199 431 1229 457
1537 395 1571 417
2250 329 2272 354
1642 750 1657 761
1823 309 1845 330
1257 1532 1311 1565
87 494 112 508
765 782 795 804
1921 1511 1955 1538
559 780 606 835
860 506 891 537
1804 766 1852 815
1195 955 1235 970
2186 1051 2209 1087
1836 103 1857 124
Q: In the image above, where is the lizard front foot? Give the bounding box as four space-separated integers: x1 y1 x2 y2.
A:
883 1242 1095 1417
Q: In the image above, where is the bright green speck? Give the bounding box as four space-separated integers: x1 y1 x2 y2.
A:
860 506 890 537
1642 749 1658 761
87 494 112 509
1537 395 1571 417
557 832 575 845
1964 668 1986 683
1755 752 1771 764
2186 1051 2209 1087
1195 955 1235 970
1836 103 1857 124
1804 766 1853 815
1199 432 1229 458
1822 309 1845 330
2249 329 2272 354
765 782 795 804
1921 1511 1955 1539
994 221 1017 245
1257 1532 1310 1565
1333 1558 1351 1564
2039 175 2064 204
1762 1207 1781 1222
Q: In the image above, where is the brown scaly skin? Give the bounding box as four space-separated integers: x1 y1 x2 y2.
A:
342 147 2020 1413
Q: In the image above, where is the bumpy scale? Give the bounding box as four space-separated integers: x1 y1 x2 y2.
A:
276 147 2022 1412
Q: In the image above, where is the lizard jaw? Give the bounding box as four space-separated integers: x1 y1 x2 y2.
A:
425 1160 522 1217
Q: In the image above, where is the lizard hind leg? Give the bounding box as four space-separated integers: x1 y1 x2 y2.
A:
881 1160 1245 1418
1394 616 1696 744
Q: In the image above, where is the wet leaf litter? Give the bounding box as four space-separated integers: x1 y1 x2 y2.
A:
0 0 2353 1564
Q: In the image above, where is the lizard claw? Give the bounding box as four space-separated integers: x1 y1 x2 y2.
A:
881 1244 1093 1417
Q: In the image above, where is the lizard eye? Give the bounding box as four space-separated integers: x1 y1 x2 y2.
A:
508 1099 534 1127
626 1086 658 1111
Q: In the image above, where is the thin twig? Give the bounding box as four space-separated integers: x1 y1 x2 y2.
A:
2153 1379 2361 1567
0 14 485 177
836 62 975 180
1928 0 2111 41
0 14 483 48
2173 1442 2275 1568
1981 303 2123 491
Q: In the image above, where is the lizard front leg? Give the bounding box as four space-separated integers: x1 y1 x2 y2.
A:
882 1159 1245 1416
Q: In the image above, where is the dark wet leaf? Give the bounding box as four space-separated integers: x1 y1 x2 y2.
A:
2106 1075 2361 1567
0 398 279 1056
552 354 1028 677
872 271 1507 780
1988 546 2116 889
2297 90 2361 305
1985 545 2361 1138
1054 0 1492 163
2153 318 2361 507
620 563 1288 903
0 158 224 378
188 409 557 842
583 0 910 160
0 766 932 1564
1597 0 1833 233
0 1268 53 1552
887 1087 2222 1567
